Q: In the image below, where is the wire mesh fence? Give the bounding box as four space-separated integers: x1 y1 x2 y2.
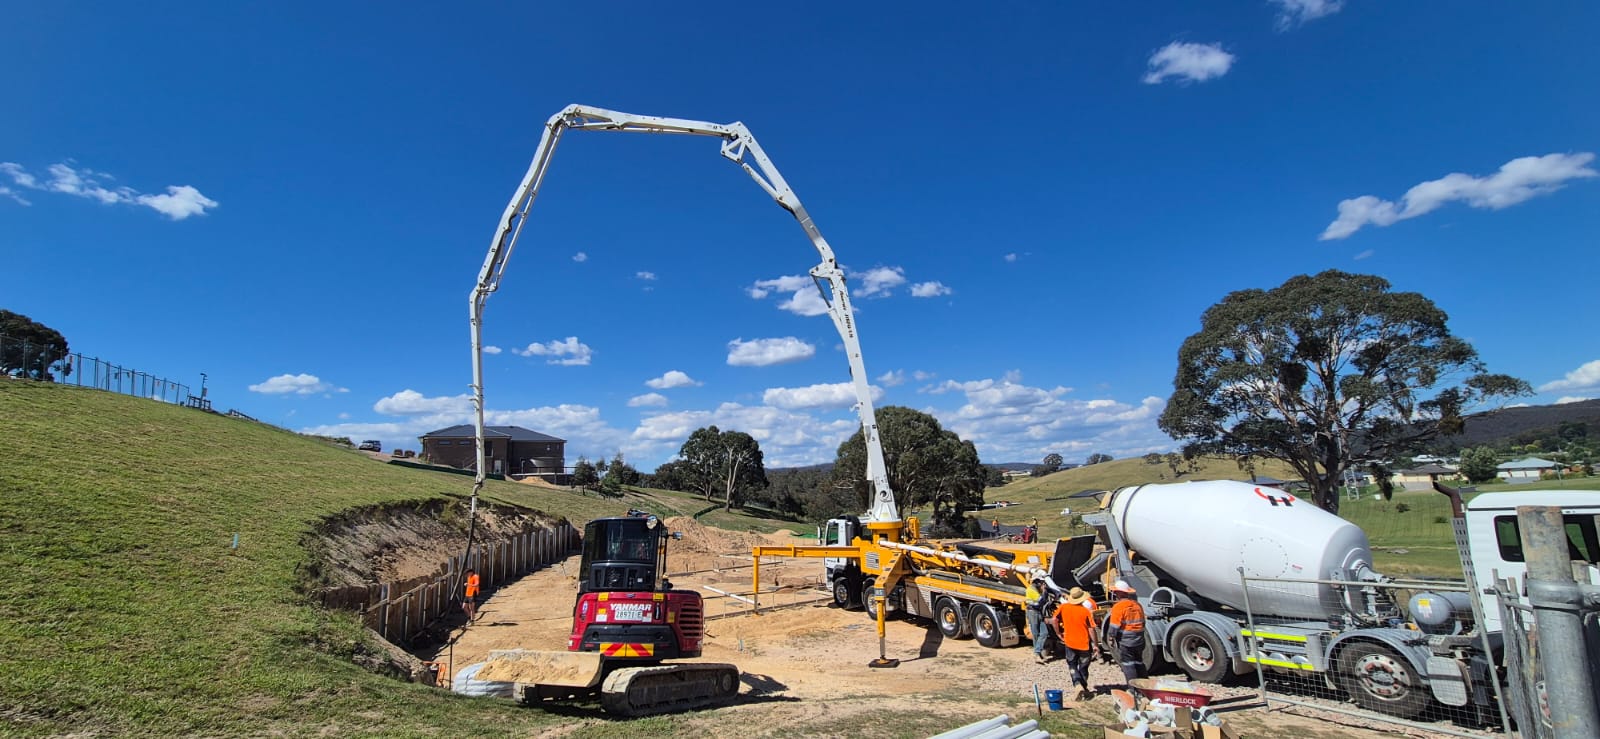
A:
1 333 192 404
1237 573 1510 737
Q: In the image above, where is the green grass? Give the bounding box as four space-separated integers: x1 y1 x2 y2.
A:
0 381 652 737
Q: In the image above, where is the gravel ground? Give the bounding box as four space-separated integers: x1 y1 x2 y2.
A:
981 650 1504 738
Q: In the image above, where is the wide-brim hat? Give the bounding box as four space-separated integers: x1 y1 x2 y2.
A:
1063 587 1088 605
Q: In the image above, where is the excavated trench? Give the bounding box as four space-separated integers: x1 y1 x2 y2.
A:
299 496 569 680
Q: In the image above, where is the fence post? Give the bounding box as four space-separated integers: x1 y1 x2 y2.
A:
1519 505 1600 738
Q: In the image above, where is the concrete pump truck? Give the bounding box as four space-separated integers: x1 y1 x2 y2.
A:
461 105 899 715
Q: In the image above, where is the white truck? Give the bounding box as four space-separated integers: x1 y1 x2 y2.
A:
1076 479 1600 722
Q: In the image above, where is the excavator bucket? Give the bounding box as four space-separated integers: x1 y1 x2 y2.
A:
476 649 605 689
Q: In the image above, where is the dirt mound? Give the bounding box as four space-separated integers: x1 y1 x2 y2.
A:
476 649 599 687
663 516 774 557
304 498 564 588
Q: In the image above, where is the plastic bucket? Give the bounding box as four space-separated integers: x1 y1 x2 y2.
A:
1044 689 1064 710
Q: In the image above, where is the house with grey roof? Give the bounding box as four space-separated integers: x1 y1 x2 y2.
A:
419 425 566 478
1496 457 1558 484
1392 463 1458 491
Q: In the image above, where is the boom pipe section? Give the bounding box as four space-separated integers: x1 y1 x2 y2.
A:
467 104 895 515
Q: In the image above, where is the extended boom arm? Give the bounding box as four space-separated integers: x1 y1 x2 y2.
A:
469 105 897 522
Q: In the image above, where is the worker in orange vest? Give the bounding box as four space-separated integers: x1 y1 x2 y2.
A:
462 568 481 622
1055 587 1101 700
1106 580 1146 685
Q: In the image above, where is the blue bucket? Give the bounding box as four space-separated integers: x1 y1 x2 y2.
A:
1044 689 1064 710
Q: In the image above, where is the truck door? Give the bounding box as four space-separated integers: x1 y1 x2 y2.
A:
1469 507 1600 633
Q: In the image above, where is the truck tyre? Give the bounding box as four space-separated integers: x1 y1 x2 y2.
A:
863 586 901 621
1335 641 1428 719
833 579 860 610
969 604 1003 648
1169 623 1228 684
935 597 968 639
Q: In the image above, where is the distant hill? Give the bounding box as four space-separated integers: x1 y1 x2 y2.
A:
1435 398 1600 450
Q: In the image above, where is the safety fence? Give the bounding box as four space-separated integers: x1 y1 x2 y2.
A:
318 524 580 646
1237 574 1508 738
1490 557 1600 738
0 334 192 404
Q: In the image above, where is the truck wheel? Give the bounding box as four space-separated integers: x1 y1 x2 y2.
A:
863 588 899 621
969 604 1003 648
1336 641 1429 719
833 579 860 610
935 598 968 639
1169 623 1228 683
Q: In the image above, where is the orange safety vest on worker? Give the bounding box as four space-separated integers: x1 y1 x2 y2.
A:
1108 597 1145 646
464 572 481 599
1054 601 1097 651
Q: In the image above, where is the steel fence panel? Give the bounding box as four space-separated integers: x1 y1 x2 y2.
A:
1 334 190 403
1240 571 1510 738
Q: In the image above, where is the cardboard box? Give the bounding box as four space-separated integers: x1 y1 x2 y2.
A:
1101 718 1240 739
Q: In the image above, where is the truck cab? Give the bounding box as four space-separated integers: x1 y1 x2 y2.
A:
1463 490 1600 633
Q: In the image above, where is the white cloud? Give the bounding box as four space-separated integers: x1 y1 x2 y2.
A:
1321 152 1597 240
1143 42 1235 85
630 402 859 468
1557 396 1594 405
514 336 593 366
374 389 472 415
1004 253 1018 263
918 373 1172 464
1270 0 1343 30
645 370 701 389
1538 359 1600 394
748 274 829 316
913 370 936 381
0 185 29 205
248 373 346 395
572 252 588 262
636 271 656 281
338 412 350 420
629 393 668 407
727 337 816 367
910 281 952 298
0 161 217 220
763 382 883 410
878 370 906 387
854 266 906 298
136 185 219 220
482 345 503 355
1354 249 1374 261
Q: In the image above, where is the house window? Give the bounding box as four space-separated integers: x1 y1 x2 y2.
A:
1493 515 1600 564
438 440 452 445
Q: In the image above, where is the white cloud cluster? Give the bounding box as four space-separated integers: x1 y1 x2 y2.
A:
572 252 588 262
514 336 593 366
762 381 883 410
910 281 952 298
878 370 906 387
727 337 815 367
855 266 906 298
748 274 827 316
374 389 471 415
1557 396 1594 405
1539 359 1600 394
628 393 668 408
248 373 347 395
636 271 656 280
1142 42 1235 85
1321 152 1597 240
645 370 701 389
630 401 860 467
917 372 1171 464
1270 0 1343 30
1004 253 1018 263
0 162 219 220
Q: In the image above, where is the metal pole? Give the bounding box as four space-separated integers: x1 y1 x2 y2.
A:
1518 505 1600 739
1239 567 1270 708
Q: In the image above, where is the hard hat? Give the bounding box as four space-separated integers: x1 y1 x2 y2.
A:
1111 580 1135 594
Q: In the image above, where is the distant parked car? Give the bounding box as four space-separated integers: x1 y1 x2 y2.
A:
358 440 381 452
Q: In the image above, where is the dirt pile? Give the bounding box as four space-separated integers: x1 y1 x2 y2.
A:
662 516 778 558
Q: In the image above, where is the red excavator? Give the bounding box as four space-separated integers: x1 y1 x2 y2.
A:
476 515 740 716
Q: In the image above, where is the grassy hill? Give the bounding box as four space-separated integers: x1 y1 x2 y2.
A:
0 381 658 737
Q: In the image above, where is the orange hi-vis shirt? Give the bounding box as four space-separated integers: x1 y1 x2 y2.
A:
1109 599 1145 633
465 573 481 598
1054 602 1097 651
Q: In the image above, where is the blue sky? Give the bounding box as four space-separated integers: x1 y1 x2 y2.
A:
3 2 1597 470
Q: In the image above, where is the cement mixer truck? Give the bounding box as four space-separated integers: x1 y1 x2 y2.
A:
1075 479 1600 723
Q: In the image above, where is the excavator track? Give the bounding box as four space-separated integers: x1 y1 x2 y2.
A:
599 663 741 717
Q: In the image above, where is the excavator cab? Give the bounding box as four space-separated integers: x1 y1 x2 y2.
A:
580 515 670 593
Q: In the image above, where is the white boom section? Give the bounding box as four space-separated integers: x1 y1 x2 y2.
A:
469 105 897 522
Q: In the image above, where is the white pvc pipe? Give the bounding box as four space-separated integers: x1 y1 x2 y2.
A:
928 715 1011 739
